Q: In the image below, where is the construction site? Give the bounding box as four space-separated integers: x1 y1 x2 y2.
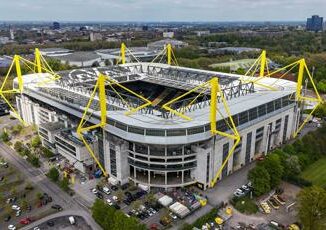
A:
0 43 323 191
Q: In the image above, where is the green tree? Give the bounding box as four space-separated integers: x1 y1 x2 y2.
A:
59 177 70 192
283 155 301 179
14 141 24 153
47 167 60 182
145 192 156 205
31 136 41 148
41 146 54 158
297 186 326 230
248 166 271 196
260 154 284 188
131 200 142 210
0 131 9 142
29 155 40 167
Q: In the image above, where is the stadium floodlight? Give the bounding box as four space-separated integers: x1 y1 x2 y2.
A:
162 77 241 187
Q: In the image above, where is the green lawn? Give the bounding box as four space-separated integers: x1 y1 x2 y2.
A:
301 158 326 187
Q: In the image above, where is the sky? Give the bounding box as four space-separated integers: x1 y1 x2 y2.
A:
0 0 325 22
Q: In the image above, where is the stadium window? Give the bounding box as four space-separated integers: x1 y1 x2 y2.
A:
267 101 275 113
167 129 186 136
238 111 249 125
128 126 145 135
258 104 266 117
275 99 282 110
146 129 166 136
187 126 205 135
249 107 258 121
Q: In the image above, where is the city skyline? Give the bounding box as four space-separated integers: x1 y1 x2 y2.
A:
0 0 325 22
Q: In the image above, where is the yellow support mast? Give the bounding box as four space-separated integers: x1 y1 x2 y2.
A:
34 48 42 74
259 50 267 77
162 77 240 187
76 73 153 177
120 43 126 64
167 43 172 65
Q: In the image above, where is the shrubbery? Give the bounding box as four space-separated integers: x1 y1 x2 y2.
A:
92 199 146 230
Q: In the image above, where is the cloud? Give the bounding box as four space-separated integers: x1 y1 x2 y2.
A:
0 0 325 21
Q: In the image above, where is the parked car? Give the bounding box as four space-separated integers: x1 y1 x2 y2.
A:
102 186 110 195
111 185 118 191
11 205 20 211
106 199 113 205
113 204 120 210
121 183 129 190
91 188 98 194
51 204 63 211
4 215 11 222
20 217 31 225
8 224 16 230
15 210 22 217
96 192 104 199
169 212 177 220
47 221 54 226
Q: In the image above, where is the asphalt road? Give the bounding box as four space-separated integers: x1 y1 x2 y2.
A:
0 143 101 230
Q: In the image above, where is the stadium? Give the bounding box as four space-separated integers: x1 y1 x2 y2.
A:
11 48 304 190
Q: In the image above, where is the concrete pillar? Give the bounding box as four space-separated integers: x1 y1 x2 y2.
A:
165 172 167 185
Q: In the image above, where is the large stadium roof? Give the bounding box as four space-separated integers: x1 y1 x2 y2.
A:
18 62 297 141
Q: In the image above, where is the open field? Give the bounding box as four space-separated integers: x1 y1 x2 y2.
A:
301 158 326 187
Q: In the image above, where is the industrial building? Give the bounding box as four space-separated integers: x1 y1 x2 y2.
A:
14 59 300 190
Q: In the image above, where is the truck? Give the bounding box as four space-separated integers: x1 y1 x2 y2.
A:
68 216 75 225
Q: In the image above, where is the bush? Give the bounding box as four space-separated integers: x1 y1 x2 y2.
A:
47 167 60 182
233 197 258 214
287 176 313 187
191 208 219 228
29 156 40 167
31 136 41 148
14 141 24 153
59 177 70 192
41 146 54 158
0 131 9 142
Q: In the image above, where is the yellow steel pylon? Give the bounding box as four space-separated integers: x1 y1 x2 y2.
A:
151 43 178 65
0 48 62 125
76 73 153 177
162 77 240 187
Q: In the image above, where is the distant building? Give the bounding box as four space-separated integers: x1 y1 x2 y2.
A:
39 48 72 57
0 56 12 68
163 32 174 38
142 26 149 31
9 28 14 40
0 37 10 45
53 21 60 30
54 51 101 67
147 39 188 49
209 47 261 55
90 32 103 42
306 15 323 32
195 31 210 37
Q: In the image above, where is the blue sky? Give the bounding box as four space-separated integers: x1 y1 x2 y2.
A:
0 0 325 21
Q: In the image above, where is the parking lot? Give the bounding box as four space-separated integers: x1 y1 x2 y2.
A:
0 158 59 230
27 215 92 230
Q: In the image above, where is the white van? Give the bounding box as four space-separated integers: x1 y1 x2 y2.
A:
69 216 75 225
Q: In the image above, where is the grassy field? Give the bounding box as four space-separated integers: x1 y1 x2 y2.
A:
301 158 326 187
